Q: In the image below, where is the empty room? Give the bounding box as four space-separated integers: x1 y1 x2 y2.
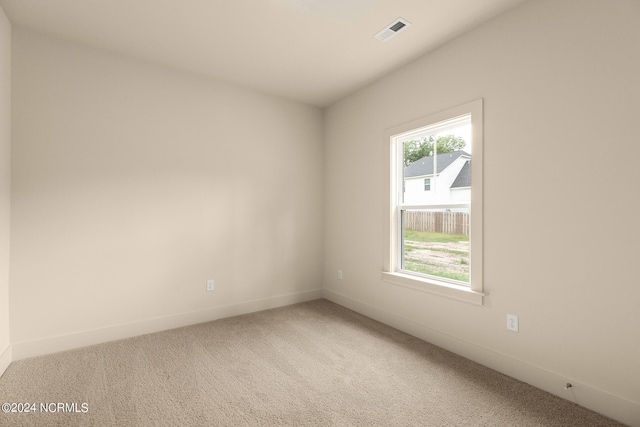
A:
0 0 638 425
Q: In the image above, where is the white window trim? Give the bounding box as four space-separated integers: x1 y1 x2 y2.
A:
382 99 485 305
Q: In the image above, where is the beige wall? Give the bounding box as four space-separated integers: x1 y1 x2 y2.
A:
10 29 323 354
0 4 11 376
323 0 639 424
4 0 639 423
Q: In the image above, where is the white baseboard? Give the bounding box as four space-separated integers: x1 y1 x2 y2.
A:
0 344 10 378
322 288 640 427
11 288 323 361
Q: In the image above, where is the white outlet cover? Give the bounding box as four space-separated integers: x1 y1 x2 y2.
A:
507 314 519 332
206 280 215 291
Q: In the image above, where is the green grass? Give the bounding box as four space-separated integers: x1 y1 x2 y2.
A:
404 261 469 282
432 247 469 256
403 229 470 283
403 229 468 244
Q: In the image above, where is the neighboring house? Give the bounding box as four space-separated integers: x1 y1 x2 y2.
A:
404 150 471 205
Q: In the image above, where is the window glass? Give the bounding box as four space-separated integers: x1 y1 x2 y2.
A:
397 115 472 285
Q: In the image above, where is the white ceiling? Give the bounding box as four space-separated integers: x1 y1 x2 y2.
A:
0 0 527 107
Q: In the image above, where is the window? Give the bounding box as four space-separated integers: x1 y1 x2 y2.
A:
383 100 484 305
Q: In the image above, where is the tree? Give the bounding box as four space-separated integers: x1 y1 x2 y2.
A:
403 135 466 166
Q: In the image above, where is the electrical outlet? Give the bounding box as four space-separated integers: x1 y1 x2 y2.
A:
338 270 343 280
206 280 215 291
507 314 519 332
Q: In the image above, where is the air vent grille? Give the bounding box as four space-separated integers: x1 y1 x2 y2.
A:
389 21 406 32
374 18 411 42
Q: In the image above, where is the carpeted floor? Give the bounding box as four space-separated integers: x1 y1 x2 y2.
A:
0 299 625 426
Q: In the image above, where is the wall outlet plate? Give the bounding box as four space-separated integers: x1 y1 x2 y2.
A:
206 280 215 291
507 314 519 332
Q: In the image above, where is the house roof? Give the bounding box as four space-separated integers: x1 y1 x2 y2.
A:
404 150 470 178
451 160 471 188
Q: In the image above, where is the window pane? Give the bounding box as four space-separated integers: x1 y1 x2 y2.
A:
401 209 470 284
387 101 482 297
401 117 471 205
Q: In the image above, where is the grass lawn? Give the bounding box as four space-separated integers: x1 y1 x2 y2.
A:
403 229 469 282
404 229 468 243
403 261 469 282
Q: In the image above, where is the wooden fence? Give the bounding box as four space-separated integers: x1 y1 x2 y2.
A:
403 211 469 236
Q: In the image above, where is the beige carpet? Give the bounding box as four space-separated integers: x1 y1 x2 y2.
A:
0 299 624 426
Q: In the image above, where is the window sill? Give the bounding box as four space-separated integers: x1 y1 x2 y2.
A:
381 271 485 306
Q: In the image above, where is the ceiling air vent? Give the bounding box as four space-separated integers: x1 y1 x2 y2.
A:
374 17 412 42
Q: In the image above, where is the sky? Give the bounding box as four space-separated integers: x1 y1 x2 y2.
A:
400 116 472 155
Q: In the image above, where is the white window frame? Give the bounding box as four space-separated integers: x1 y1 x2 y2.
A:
424 178 431 191
382 99 485 305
